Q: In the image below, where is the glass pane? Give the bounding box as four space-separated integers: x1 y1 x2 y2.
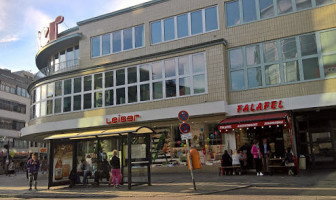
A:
316 0 334 6
281 37 297 60
41 85 47 100
55 81 62 97
47 83 54 98
63 97 71 112
323 54 336 78
128 86 137 103
116 88 125 105
140 65 150 82
73 95 81 111
102 34 111 55
74 77 82 93
54 54 59 72
284 61 300 82
94 91 103 108
263 41 279 63
64 79 72 95
302 58 320 80
193 74 206 94
259 0 274 19
54 98 61 113
166 79 176 97
116 69 125 86
36 87 41 102
153 82 163 99
231 70 245 90
320 30 336 53
205 6 218 31
177 14 188 38
105 71 114 88
242 0 257 22
128 67 137 84
226 1 240 26
94 74 102 90
123 28 133 50
165 59 176 78
140 84 150 101
296 0 312 10
91 36 100 57
229 48 243 69
113 31 122 53
40 101 46 116
246 45 260 66
164 17 175 41
66 48 74 67
105 90 114 106
300 34 317 56
152 62 163 80
74 46 79 65
84 76 92 91
151 21 162 44
179 77 191 96
47 99 53 115
178 56 189 75
84 93 92 109
247 67 262 88
191 10 203 35
277 0 293 14
35 103 40 118
135 25 144 48
265 64 281 85
192 53 205 73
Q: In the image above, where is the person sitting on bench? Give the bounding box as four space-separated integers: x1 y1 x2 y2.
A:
285 147 296 175
77 159 92 185
222 150 233 175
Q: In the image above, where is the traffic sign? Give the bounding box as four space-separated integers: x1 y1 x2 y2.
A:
181 132 192 140
178 110 189 121
180 123 191 134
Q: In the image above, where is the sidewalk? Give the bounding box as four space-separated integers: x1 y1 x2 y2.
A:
0 169 336 199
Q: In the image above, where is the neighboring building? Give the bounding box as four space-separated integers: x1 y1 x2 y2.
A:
22 0 336 170
0 68 34 173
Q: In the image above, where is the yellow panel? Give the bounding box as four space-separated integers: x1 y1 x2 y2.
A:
44 133 79 140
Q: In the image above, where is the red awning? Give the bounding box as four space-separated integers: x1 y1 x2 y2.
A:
218 112 288 132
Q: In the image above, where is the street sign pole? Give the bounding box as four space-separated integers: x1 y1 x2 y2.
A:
185 138 196 190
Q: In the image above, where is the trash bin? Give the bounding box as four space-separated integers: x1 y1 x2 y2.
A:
299 155 306 170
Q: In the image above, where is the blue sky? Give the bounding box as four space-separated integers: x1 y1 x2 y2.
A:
0 0 150 74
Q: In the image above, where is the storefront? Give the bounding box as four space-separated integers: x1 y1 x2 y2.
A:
45 126 155 190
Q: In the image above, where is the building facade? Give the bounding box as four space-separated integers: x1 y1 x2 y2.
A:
22 0 336 170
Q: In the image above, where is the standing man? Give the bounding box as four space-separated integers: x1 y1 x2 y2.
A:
260 138 271 175
26 154 40 190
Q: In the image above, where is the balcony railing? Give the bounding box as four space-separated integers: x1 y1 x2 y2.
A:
39 59 80 77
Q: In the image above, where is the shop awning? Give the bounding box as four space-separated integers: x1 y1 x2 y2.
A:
44 126 155 140
218 112 288 132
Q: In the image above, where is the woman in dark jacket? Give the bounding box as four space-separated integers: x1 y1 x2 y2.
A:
221 150 232 175
109 150 121 188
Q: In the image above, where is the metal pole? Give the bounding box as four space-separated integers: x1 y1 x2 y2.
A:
186 139 196 190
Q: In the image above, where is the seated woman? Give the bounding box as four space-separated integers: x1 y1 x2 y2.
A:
284 147 296 175
232 150 241 175
221 150 232 175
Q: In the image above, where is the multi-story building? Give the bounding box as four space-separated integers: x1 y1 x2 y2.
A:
22 0 336 171
0 68 34 173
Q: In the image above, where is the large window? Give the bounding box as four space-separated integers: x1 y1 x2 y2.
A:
30 52 207 119
151 6 218 44
49 46 79 73
229 29 336 91
91 24 144 58
225 0 334 27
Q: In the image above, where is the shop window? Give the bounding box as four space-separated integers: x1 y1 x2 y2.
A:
208 124 221 145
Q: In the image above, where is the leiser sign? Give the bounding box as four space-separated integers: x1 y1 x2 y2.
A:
237 100 284 113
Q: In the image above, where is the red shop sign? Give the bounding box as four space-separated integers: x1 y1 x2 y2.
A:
237 100 284 113
219 119 285 132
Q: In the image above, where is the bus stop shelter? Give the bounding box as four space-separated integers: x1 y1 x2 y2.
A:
44 126 155 190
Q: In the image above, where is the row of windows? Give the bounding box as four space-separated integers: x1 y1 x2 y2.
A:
0 117 25 131
0 140 29 149
47 46 79 73
31 52 207 119
229 28 336 91
0 81 30 98
151 6 218 44
226 0 334 27
0 98 26 114
91 25 144 58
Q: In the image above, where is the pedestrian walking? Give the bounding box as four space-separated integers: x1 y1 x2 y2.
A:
26 154 40 190
109 150 121 188
251 139 263 176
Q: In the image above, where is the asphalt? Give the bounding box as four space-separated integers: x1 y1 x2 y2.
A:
0 169 336 199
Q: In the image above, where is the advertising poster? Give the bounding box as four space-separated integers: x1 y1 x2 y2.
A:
53 144 73 182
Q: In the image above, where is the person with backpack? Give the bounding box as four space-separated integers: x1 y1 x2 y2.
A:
26 154 40 190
